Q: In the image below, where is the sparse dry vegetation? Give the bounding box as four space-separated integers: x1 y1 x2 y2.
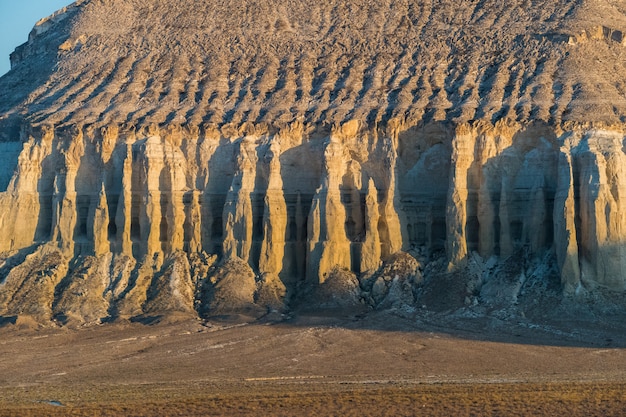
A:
1 382 625 416
0 314 625 416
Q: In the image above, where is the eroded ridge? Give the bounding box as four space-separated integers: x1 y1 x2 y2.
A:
3 0 626 130
1 0 626 324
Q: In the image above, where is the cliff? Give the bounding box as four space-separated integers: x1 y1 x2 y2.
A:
1 0 626 325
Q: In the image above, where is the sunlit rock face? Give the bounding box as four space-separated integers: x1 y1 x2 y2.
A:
2 0 626 324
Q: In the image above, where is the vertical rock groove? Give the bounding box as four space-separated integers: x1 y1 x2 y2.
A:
2 0 626 323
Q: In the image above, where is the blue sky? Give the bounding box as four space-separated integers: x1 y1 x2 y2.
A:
0 1 73 75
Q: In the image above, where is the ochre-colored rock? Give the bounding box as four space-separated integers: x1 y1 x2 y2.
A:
2 0 626 324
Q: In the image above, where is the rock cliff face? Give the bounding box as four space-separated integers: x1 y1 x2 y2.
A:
1 0 626 324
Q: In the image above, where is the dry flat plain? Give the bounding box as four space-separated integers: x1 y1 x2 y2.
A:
0 310 625 416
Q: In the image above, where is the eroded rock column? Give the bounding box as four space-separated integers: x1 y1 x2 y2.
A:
307 136 352 284
222 137 256 263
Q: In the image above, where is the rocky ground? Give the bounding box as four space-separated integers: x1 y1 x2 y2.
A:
0 299 625 415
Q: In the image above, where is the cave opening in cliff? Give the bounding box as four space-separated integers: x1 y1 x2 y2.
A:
160 195 169 243
250 195 265 270
378 218 390 257
107 194 119 241
108 221 118 241
182 191 194 251
288 216 297 241
252 197 264 241
494 214 501 256
467 216 480 251
76 195 90 238
430 219 447 250
432 219 447 250
209 194 226 254
160 218 169 243
511 220 523 243
130 218 140 239
544 196 555 249
345 217 357 241
211 214 223 255
35 197 53 241
300 216 308 243
212 217 222 239
131 199 141 240
340 191 364 242
351 243 361 274
408 222 428 246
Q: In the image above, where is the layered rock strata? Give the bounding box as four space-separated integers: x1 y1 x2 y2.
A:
1 0 626 324
0 120 624 324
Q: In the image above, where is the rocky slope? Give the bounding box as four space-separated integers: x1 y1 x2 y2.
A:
1 0 626 325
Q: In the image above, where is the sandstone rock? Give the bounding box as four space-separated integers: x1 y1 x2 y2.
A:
222 138 256 263
258 140 287 280
306 136 352 284
360 179 382 275
0 0 626 323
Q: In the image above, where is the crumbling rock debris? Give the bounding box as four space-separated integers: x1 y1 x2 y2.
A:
306 267 362 310
199 256 259 316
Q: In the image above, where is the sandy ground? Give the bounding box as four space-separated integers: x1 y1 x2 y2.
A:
0 310 625 415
